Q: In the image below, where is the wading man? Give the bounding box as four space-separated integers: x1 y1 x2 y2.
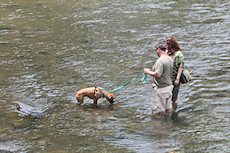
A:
144 42 173 117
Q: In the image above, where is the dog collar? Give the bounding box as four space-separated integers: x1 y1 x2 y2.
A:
101 91 104 98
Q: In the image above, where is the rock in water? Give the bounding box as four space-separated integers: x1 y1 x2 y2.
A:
16 102 43 118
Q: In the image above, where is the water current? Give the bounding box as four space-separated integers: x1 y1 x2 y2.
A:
0 0 229 152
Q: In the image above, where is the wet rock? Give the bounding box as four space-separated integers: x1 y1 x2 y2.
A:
16 102 43 118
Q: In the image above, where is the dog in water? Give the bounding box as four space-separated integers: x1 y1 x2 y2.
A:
75 87 114 105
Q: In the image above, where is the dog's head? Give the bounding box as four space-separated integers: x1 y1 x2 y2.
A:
104 91 114 103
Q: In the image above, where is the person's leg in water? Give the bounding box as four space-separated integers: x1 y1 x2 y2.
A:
172 83 180 110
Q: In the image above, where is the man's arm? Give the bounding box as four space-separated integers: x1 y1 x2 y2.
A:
144 68 161 78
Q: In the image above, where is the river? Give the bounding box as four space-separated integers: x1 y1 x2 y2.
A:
0 0 229 152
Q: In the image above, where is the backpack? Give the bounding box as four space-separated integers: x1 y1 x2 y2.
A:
180 69 192 84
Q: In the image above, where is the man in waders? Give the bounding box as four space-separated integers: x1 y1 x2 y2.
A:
144 42 173 117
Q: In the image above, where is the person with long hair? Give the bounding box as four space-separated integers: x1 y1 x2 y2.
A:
164 36 184 109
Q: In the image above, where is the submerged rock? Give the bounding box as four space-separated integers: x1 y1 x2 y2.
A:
16 102 43 118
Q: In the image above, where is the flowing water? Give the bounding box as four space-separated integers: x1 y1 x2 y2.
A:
0 0 229 152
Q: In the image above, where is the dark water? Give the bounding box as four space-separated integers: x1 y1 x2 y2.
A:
1 0 229 152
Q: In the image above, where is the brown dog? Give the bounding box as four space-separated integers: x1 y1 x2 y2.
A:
75 87 114 105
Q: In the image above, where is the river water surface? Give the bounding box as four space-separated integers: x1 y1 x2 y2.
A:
0 0 229 152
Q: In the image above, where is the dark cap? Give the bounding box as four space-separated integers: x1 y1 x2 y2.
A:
155 42 166 51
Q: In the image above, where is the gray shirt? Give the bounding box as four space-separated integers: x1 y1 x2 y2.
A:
152 55 173 88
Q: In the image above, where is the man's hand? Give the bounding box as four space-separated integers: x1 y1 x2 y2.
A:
143 68 161 78
144 68 151 74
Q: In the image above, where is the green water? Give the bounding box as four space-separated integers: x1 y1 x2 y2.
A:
0 0 229 152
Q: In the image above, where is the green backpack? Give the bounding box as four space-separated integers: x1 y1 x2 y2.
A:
180 69 192 84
